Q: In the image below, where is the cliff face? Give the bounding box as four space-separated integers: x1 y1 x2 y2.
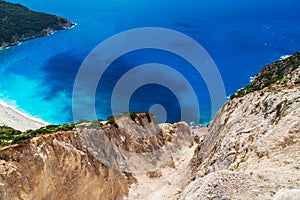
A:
0 131 129 200
0 113 192 199
79 114 192 173
181 53 300 199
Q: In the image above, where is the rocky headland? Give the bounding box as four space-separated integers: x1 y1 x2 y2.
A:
0 0 75 50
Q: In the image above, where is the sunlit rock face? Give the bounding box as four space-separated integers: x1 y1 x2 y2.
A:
0 113 192 199
181 52 300 200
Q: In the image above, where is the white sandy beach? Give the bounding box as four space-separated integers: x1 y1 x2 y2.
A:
0 100 48 132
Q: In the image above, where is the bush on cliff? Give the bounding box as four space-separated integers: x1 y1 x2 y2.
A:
0 123 75 147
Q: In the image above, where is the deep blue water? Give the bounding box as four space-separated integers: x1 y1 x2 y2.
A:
1 0 300 125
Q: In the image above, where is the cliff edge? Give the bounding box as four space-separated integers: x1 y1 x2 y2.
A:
181 52 300 200
0 113 193 199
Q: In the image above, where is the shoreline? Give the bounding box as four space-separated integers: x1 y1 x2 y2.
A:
0 23 76 51
0 100 49 132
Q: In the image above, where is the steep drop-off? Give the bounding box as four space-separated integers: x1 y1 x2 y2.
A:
181 52 300 199
0 113 192 199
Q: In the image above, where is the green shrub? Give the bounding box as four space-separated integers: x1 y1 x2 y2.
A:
0 141 11 146
90 120 101 129
0 125 21 136
0 123 75 147
128 111 152 122
56 123 75 131
11 134 30 144
0 126 23 146
25 123 75 136
129 112 137 121
107 116 118 128
107 116 115 124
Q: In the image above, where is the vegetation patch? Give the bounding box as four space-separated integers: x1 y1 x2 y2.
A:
89 120 102 129
0 0 72 47
106 116 117 128
125 111 152 123
231 52 300 99
0 124 75 147
76 112 153 129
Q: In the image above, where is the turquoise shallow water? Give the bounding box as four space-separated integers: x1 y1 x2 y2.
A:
1 0 300 124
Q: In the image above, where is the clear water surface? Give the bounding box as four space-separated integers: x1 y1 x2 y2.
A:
1 0 300 124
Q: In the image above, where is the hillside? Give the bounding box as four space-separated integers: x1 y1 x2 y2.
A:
0 113 194 199
181 52 300 199
231 52 300 99
0 0 74 49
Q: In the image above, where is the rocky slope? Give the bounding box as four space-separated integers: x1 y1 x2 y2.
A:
181 52 300 200
0 130 129 200
1 51 300 199
124 125 207 200
0 0 74 50
0 113 192 199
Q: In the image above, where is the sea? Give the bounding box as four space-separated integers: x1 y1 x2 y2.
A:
1 0 300 125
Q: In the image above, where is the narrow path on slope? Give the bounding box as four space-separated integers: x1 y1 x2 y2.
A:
125 127 207 200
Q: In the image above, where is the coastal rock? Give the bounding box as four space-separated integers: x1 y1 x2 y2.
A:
0 113 192 199
79 113 192 173
0 131 129 200
181 52 300 199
